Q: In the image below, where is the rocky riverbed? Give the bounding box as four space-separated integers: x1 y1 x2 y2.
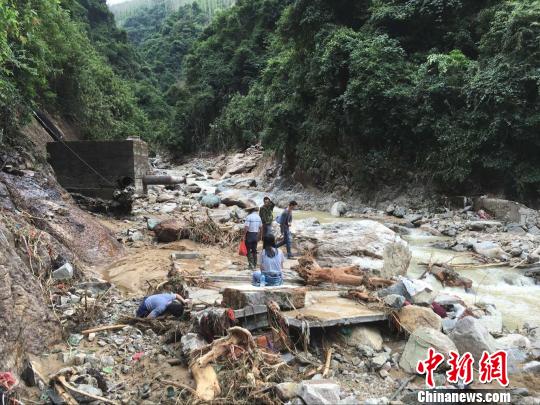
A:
3 145 540 404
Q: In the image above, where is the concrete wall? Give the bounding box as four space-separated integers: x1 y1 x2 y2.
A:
47 139 149 199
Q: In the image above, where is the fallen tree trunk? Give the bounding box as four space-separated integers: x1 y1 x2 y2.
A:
190 363 221 401
189 327 281 401
296 255 394 287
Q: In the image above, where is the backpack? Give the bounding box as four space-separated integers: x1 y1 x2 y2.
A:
276 210 288 225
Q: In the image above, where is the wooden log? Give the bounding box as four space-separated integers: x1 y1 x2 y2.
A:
81 324 127 335
296 255 394 287
57 376 118 404
190 363 221 401
322 348 334 378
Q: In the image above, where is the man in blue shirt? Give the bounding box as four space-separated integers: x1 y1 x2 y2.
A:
276 200 298 259
136 292 190 318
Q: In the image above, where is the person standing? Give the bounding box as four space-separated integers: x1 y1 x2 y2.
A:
276 200 298 259
259 196 275 237
244 203 262 269
252 234 284 286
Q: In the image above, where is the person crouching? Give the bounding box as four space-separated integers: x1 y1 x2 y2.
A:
136 292 190 318
252 234 284 286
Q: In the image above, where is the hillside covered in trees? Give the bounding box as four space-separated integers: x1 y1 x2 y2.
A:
0 0 151 142
110 0 234 28
2 0 539 203
163 0 540 202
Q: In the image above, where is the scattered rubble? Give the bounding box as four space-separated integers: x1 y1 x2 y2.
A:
4 145 540 403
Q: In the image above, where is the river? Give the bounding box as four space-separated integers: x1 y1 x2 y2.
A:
168 167 540 330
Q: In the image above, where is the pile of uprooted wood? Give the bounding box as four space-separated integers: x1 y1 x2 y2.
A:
293 253 395 305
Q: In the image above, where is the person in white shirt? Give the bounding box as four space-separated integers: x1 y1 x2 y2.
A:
243 202 262 269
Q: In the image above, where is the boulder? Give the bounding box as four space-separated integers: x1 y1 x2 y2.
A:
52 263 74 280
467 221 502 231
503 274 535 287
154 219 188 242
346 326 383 351
201 194 221 208
222 287 306 310
294 220 411 277
472 241 509 261
396 305 442 333
298 380 341 405
224 153 259 176
399 327 457 374
449 316 498 360
383 294 406 309
157 193 175 203
159 202 177 214
523 361 540 374
220 191 254 209
393 206 407 218
330 202 348 217
496 334 531 350
180 333 207 357
208 209 232 223
146 218 160 230
275 382 300 401
186 184 202 194
371 353 389 369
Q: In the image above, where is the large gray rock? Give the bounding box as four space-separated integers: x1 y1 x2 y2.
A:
449 316 498 360
180 333 207 358
52 262 74 280
472 241 509 261
346 326 383 351
201 194 221 208
397 305 442 333
208 209 232 223
294 220 411 277
399 327 457 374
496 334 531 350
220 191 254 209
299 380 341 405
330 201 348 217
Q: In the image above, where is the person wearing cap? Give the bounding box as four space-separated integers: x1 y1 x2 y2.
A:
244 203 263 269
259 196 275 237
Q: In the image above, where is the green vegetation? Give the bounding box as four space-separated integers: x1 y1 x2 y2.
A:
0 0 148 142
111 0 234 28
168 0 540 201
2 0 539 202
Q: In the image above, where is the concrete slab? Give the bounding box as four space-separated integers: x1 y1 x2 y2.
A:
283 291 387 328
222 285 306 310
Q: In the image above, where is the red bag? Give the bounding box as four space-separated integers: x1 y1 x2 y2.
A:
238 240 248 256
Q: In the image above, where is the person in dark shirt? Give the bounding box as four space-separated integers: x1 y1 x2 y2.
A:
276 200 298 259
259 196 275 237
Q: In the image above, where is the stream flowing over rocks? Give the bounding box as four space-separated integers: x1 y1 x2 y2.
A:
2 143 540 404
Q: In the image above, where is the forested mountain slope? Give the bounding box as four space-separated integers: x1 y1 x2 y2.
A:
165 0 540 203
111 0 234 29
0 0 149 143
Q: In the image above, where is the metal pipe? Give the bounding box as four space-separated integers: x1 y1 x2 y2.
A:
142 175 185 185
